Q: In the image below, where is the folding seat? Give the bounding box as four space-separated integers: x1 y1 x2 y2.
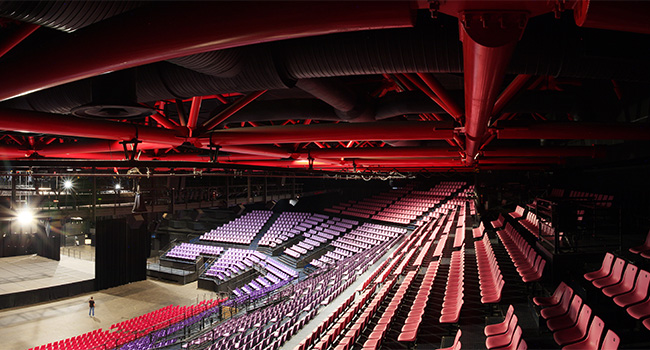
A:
629 229 650 255
546 294 582 332
584 253 614 281
533 282 569 307
625 295 650 319
552 304 592 346
602 263 638 297
491 326 523 350
540 287 573 320
600 329 620 350
561 315 604 350
592 258 626 289
486 314 518 349
485 305 515 337
522 258 546 283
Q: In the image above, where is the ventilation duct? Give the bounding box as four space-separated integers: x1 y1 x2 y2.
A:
0 1 144 33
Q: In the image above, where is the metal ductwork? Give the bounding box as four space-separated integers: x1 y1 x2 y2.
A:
0 1 144 33
167 48 244 78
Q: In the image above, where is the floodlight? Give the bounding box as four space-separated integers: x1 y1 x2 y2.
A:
63 179 73 190
16 208 34 226
115 183 121 190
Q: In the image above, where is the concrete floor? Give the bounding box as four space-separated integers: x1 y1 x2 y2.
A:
0 279 219 350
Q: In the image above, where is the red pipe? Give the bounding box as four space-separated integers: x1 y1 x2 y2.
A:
207 121 454 146
150 112 178 129
574 0 650 35
496 122 650 140
491 74 533 118
306 147 459 159
417 73 464 121
0 23 39 59
202 90 267 131
219 145 291 158
0 2 414 101
187 96 203 133
403 74 458 118
460 11 527 164
0 108 186 145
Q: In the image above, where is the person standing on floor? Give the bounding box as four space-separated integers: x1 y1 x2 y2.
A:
88 296 95 316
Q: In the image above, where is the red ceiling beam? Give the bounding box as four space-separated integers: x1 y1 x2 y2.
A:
0 108 186 145
0 22 39 59
491 74 534 118
573 0 650 35
496 122 650 140
150 112 178 129
0 1 414 102
305 147 460 159
417 73 464 121
207 121 455 146
403 74 459 120
460 11 527 165
186 96 203 134
202 90 267 131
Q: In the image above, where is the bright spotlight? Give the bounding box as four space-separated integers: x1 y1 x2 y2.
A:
16 208 34 226
63 179 73 190
115 183 121 191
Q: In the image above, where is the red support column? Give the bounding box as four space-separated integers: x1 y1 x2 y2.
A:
187 96 203 136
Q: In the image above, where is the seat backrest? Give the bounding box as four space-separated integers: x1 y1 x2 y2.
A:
503 304 515 323
567 295 583 323
634 269 650 298
600 253 615 273
576 304 593 334
552 282 570 302
584 316 605 349
621 264 639 289
510 326 523 350
517 338 528 350
601 330 620 350
558 287 574 311
536 259 547 276
610 258 626 280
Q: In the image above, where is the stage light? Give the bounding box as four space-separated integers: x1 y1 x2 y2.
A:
115 183 121 190
63 179 73 190
16 208 34 226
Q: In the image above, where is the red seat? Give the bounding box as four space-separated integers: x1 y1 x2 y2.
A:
584 253 614 282
485 305 515 337
522 258 546 283
437 329 462 350
600 330 620 350
540 287 573 320
492 326 523 350
517 339 528 350
626 296 650 319
562 316 604 350
613 268 650 307
602 263 638 297
533 282 569 307
629 229 650 254
486 314 518 349
552 304 592 346
546 294 582 332
592 258 625 289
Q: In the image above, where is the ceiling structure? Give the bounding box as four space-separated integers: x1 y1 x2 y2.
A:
0 0 649 176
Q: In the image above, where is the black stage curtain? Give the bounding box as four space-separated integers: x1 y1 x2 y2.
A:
95 215 148 290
